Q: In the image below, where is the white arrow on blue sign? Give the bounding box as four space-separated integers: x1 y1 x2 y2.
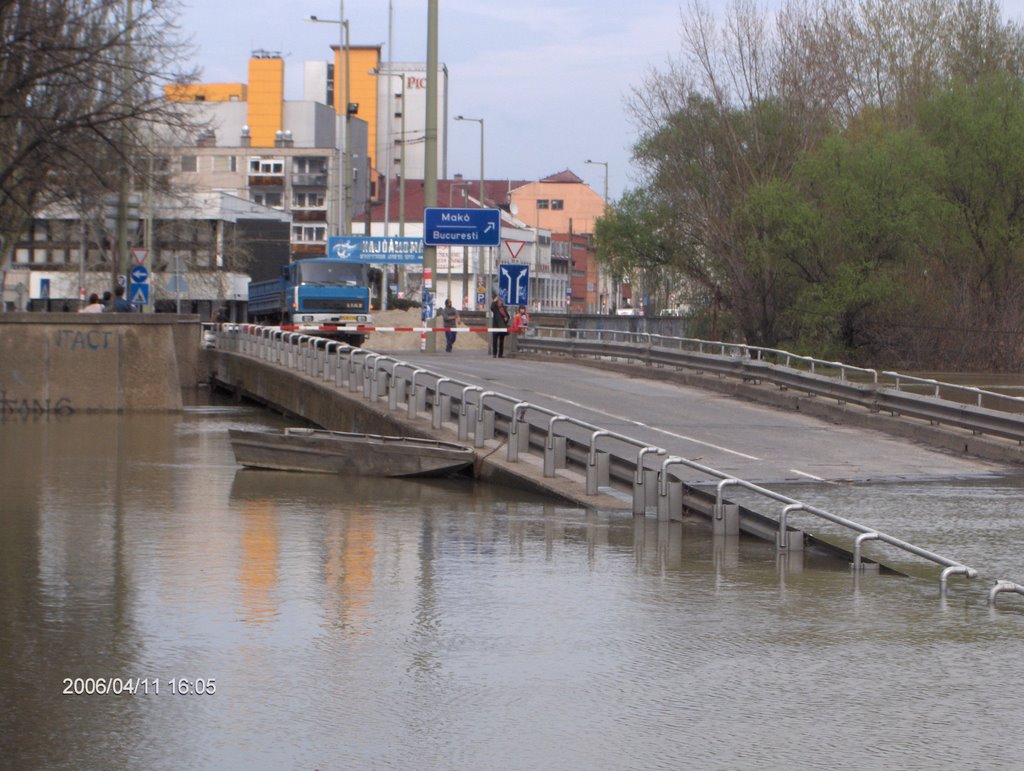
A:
423 208 501 247
129 283 149 304
498 263 529 307
130 264 149 284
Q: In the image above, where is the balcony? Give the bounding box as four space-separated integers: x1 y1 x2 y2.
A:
292 210 327 222
248 175 284 187
292 173 327 187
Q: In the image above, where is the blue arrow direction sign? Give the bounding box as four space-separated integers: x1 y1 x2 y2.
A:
423 208 501 247
498 263 529 307
129 283 150 305
328 236 423 264
130 264 149 284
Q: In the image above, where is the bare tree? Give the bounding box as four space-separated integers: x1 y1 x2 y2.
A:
0 0 200 298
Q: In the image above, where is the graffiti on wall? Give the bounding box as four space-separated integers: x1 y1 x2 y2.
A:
54 328 113 351
0 391 74 416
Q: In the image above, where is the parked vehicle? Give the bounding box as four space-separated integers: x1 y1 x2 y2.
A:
247 257 371 346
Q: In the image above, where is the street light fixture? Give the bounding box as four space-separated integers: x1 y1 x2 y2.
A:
306 8 351 236
584 159 609 211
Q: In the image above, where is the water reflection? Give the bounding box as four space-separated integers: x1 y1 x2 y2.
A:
3 406 1024 769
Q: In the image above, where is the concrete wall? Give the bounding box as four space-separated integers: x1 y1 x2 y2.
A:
0 313 202 415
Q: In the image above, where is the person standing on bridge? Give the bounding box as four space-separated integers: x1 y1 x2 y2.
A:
79 293 104 313
490 293 510 358
111 285 135 312
441 298 461 353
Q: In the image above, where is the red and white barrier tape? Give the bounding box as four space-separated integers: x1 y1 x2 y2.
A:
279 324 520 333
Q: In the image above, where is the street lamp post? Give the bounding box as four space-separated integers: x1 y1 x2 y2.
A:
370 66 408 308
454 115 485 299
585 159 610 312
307 7 351 237
448 181 470 303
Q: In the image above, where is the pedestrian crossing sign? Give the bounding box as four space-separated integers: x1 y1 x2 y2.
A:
130 283 150 304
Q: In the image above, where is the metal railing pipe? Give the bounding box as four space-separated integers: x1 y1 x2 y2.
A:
940 565 978 597
852 532 880 571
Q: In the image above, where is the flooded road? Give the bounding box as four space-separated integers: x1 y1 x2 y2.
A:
2 399 1024 769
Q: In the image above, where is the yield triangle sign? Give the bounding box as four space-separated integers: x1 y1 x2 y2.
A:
503 239 526 259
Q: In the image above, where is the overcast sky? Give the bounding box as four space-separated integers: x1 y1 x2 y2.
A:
176 0 1024 202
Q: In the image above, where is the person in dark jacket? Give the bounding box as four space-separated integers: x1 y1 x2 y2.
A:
111 285 135 312
489 293 510 357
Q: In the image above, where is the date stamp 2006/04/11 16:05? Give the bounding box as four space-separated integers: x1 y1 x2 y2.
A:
62 677 216 696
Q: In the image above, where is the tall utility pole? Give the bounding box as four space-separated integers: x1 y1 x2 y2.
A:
586 159 610 311
422 0 438 351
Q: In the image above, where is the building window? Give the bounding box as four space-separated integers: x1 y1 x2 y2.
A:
294 157 327 174
551 199 564 210
537 199 549 209
180 155 197 173
252 191 283 208
293 191 325 208
249 158 284 174
212 155 237 173
292 225 326 242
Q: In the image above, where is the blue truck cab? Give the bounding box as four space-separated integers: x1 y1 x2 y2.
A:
247 257 372 346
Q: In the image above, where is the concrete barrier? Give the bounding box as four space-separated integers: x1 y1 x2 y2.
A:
0 313 202 414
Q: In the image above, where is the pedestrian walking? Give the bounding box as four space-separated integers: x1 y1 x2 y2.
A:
441 298 461 352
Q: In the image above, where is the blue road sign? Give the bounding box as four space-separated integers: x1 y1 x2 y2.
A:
421 287 435 322
498 263 529 307
328 236 423 264
423 208 501 247
129 283 149 305
130 264 149 284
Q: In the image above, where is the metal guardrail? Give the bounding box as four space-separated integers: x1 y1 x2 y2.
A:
520 328 1024 445
213 324 1024 607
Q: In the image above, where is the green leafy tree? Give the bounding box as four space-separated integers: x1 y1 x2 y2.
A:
592 188 690 313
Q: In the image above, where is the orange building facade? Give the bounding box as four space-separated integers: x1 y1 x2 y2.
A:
509 171 605 236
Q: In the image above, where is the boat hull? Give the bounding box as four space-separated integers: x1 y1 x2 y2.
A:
228 428 475 478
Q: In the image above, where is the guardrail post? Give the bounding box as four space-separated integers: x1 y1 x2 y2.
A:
543 416 569 476
472 393 497 448
939 565 977 597
337 348 350 387
656 470 682 520
714 479 741 536
407 370 426 419
778 503 805 552
543 436 567 476
362 355 380 399
631 449 664 515
586 452 610 495
585 431 612 495
458 386 482 442
349 357 363 393
432 378 452 430
388 372 404 411
988 580 1024 607
852 532 881 572
507 403 530 462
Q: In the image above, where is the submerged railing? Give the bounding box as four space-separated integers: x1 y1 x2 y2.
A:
213 324 1024 607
